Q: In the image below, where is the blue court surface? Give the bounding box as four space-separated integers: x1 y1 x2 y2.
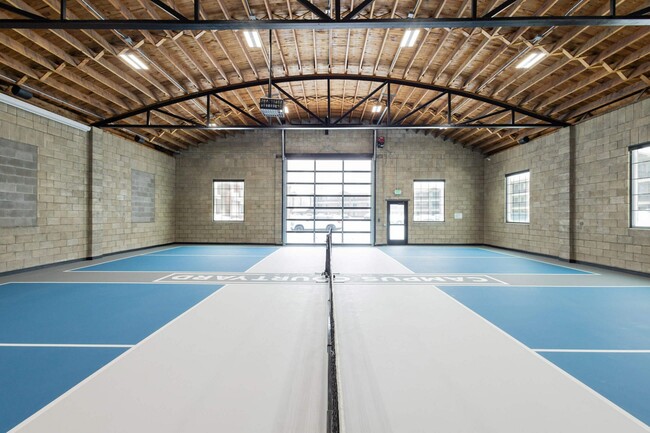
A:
0 347 126 433
381 246 591 274
72 245 278 272
0 282 223 432
440 285 650 425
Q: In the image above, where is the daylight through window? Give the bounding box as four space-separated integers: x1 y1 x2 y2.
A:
631 144 650 228
506 171 530 223
213 180 244 221
413 181 445 222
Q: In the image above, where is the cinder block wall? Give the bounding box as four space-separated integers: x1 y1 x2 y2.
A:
484 128 571 257
375 130 484 244
0 101 90 273
484 98 650 273
0 101 175 274
573 100 650 272
175 131 283 244
96 130 176 256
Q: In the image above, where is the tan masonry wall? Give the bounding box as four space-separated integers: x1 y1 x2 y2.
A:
175 130 283 245
484 98 650 273
1 97 648 275
0 101 175 274
375 130 485 244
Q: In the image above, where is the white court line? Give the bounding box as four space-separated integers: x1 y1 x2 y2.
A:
240 248 288 273
485 275 510 285
478 248 599 275
2 281 227 285
431 285 649 430
146 254 274 258
534 349 650 353
377 256 515 259
9 284 232 432
0 343 134 348
65 246 182 272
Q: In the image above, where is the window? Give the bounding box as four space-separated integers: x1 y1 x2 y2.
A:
506 171 530 223
631 144 650 228
213 180 244 221
413 181 444 222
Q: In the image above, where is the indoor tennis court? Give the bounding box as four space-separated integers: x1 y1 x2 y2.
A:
1 2 649 432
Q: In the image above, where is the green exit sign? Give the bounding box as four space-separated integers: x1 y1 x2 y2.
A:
394 189 402 195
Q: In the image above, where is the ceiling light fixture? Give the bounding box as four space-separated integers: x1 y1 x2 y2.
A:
401 29 420 48
372 105 382 113
284 105 289 114
400 12 419 48
119 53 148 70
516 51 546 69
243 30 263 48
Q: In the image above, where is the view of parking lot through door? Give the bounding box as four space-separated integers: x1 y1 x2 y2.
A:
285 158 373 244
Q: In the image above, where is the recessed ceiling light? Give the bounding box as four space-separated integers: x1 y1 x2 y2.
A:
119 53 148 70
400 29 420 48
284 105 289 114
243 30 263 48
516 51 546 69
372 105 382 113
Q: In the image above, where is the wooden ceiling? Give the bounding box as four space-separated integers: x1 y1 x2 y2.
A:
0 0 648 154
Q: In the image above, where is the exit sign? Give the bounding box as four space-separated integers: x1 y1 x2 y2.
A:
394 189 402 195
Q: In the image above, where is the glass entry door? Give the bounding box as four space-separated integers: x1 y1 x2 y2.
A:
387 200 408 245
285 158 372 244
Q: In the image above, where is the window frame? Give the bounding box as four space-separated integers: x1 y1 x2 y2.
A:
630 142 650 229
212 179 245 222
505 170 530 224
413 180 446 223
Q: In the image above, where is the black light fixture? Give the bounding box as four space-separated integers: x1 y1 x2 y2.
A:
518 136 530 144
11 85 33 100
134 135 145 144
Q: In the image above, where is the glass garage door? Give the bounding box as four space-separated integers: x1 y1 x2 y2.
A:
285 158 372 244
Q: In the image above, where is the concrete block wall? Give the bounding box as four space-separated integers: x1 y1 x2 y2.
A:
285 130 373 154
175 131 283 244
573 99 650 272
96 131 175 256
0 101 175 274
484 128 571 258
131 170 156 223
375 130 484 244
0 101 90 273
484 98 650 273
0 139 38 227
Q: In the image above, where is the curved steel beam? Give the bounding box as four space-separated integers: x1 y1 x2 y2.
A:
93 74 570 128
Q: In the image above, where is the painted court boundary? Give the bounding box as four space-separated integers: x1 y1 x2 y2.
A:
430 284 650 430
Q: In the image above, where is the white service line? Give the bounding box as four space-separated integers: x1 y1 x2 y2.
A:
146 254 272 258
534 349 650 354
65 246 182 272
479 248 598 275
432 286 649 429
0 344 134 349
8 284 230 432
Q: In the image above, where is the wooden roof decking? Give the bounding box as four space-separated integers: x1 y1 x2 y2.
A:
0 0 648 154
